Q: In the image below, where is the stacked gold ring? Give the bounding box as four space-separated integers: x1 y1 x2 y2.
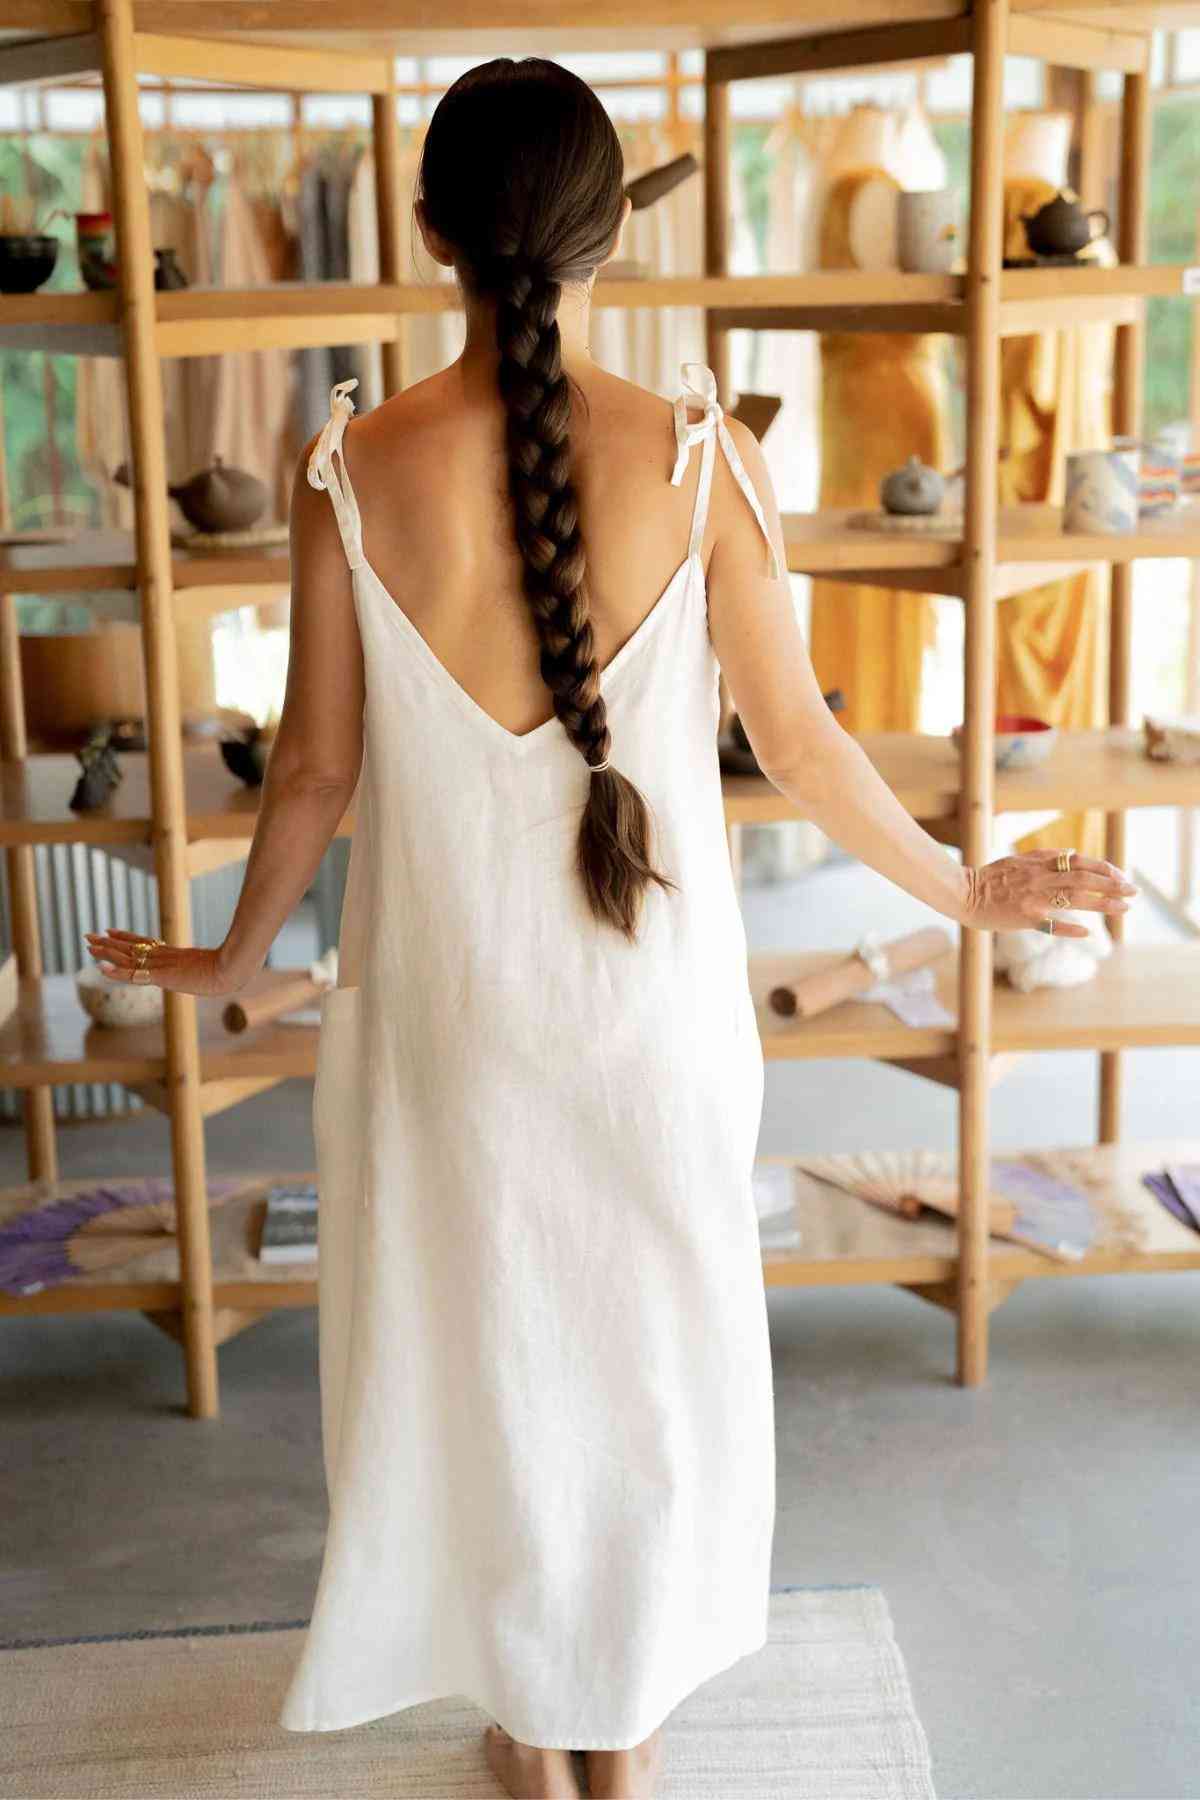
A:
1056 848 1075 872
131 937 163 983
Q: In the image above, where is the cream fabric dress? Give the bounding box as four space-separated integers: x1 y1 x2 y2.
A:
278 362 777 1750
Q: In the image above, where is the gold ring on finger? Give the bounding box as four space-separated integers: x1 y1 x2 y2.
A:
1051 889 1071 908
1056 848 1075 873
1039 918 1056 934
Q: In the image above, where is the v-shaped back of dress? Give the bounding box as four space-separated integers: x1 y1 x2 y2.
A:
306 359 778 763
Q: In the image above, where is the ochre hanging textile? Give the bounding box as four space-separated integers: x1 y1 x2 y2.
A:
808 167 950 734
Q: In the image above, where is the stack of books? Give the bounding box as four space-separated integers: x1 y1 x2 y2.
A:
258 1183 319 1263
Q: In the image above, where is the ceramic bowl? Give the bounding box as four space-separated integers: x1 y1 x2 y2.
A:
0 233 59 293
76 960 164 1028
952 714 1058 770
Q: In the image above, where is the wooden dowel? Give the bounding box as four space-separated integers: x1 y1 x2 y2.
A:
100 0 217 1421
702 66 731 406
0 588 57 1184
769 927 952 1019
1100 66 1149 1146
957 0 1008 1390
372 72 406 398
222 972 324 1034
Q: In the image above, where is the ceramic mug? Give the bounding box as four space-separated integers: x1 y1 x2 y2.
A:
897 189 960 273
1063 448 1139 534
1116 430 1183 515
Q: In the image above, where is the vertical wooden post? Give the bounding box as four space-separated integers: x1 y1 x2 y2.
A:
99 0 217 1419
1099 68 1149 1145
373 67 406 398
0 592 57 1182
956 0 1007 1389
702 62 731 404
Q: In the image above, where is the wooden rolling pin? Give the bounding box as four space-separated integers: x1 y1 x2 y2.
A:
222 970 326 1034
768 926 951 1020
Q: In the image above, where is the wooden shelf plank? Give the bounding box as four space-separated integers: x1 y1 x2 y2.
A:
6 1135 1196 1318
0 747 353 850
10 941 1193 1096
998 500 1200 565
4 727 1192 854
0 974 164 1086
782 501 1200 578
0 289 121 356
0 527 288 596
782 509 963 575
760 1138 1200 1288
725 728 1200 825
0 1173 318 1317
0 969 319 1090
20 490 1189 601
2 265 1189 361
752 943 1200 1065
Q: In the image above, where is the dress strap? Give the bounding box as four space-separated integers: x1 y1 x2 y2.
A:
669 361 781 580
307 378 365 571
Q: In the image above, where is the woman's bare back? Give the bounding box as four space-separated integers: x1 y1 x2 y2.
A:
338 354 726 741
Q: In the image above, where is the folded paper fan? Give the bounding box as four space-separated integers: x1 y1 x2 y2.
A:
0 1179 244 1297
798 1151 1097 1261
797 1150 1017 1237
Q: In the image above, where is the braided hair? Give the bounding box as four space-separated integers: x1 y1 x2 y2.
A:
418 58 675 942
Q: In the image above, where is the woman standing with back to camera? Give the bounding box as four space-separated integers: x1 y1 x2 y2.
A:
89 57 1137 1799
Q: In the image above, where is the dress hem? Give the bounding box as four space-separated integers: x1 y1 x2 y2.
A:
277 1618 770 1750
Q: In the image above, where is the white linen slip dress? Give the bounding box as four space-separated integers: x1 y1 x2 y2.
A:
278 361 779 1750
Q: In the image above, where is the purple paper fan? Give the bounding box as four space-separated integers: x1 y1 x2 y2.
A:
0 1179 240 1297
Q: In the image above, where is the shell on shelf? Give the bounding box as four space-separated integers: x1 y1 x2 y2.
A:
1143 714 1200 765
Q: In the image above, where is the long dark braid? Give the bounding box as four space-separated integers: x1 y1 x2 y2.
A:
418 59 676 941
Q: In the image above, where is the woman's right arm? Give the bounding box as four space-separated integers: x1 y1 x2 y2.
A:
705 418 1137 938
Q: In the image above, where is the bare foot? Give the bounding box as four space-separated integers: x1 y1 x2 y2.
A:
483 1722 581 1798
584 1727 664 1799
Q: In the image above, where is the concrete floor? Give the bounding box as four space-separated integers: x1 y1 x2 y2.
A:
4 821 1199 1798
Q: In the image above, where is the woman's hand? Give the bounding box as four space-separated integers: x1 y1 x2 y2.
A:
85 929 251 998
962 850 1138 939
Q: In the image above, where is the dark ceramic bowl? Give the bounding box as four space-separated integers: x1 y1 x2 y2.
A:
0 233 59 293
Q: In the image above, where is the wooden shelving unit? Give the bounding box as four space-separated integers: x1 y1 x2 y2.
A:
0 0 1196 1412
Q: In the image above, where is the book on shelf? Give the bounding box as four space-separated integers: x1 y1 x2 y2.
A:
258 1183 319 1264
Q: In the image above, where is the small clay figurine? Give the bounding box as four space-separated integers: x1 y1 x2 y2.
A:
220 721 274 787
69 726 123 813
153 246 189 290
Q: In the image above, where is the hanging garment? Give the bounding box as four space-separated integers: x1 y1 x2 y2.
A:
278 363 777 1748
807 165 951 735
203 174 294 523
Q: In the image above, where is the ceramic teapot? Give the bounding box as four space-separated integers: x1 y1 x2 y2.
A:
1022 191 1109 258
114 456 268 533
880 455 946 516
168 457 268 532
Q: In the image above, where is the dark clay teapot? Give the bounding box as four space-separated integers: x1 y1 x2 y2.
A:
168 457 267 532
116 455 268 533
1022 191 1109 258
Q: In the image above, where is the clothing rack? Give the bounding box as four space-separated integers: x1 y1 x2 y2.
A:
1 0 1198 1416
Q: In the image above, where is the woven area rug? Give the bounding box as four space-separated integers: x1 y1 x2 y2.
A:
1 1585 936 1799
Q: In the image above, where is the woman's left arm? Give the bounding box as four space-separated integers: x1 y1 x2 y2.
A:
88 439 365 996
